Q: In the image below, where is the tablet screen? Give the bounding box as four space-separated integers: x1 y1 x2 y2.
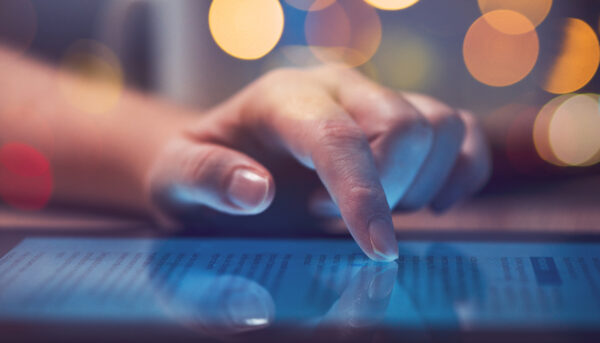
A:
1 238 599 336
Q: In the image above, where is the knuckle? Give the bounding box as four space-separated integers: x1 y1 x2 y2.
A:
256 68 306 95
310 64 365 88
250 68 315 113
342 182 387 210
180 146 219 182
311 63 352 77
316 119 368 150
458 109 477 124
393 109 434 137
337 65 363 79
437 109 466 138
372 92 433 134
404 92 465 134
411 115 434 136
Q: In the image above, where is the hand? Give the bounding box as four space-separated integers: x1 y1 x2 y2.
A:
146 66 491 261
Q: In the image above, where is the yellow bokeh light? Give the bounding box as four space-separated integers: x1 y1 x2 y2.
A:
58 40 124 115
209 0 284 60
364 0 419 11
477 0 551 34
285 0 336 11
371 28 437 91
547 94 600 166
533 94 572 166
463 10 539 87
542 18 600 94
305 0 382 67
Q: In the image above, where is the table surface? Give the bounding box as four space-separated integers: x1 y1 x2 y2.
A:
2 174 600 236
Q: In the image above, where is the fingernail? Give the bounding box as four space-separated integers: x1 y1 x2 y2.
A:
226 291 271 329
228 169 269 210
368 265 397 300
368 217 399 261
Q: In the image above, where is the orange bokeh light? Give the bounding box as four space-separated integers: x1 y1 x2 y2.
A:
477 0 551 34
305 0 382 67
209 0 284 60
364 0 420 11
542 18 600 94
285 0 336 12
463 10 539 87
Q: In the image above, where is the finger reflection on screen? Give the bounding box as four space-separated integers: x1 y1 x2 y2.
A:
314 263 397 340
148 242 275 340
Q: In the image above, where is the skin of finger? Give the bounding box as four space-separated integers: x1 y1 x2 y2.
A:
238 72 396 260
311 118 396 260
430 111 492 213
397 93 466 210
146 138 275 217
334 72 434 209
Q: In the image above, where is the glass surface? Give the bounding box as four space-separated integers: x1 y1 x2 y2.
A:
1 238 599 337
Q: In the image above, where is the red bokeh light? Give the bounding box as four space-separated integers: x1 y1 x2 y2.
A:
0 142 53 210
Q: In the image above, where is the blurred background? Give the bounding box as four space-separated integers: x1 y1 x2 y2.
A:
1 0 600 228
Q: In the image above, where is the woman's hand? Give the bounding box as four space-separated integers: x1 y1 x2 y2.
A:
146 66 491 261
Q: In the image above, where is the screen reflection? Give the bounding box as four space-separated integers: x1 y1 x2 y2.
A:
2 238 600 342
147 240 400 341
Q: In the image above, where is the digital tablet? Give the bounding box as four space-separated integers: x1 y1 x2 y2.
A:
1 233 600 342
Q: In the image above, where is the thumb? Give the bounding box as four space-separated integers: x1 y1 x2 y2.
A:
147 139 275 221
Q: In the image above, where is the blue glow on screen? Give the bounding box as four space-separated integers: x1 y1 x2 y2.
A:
1 238 600 336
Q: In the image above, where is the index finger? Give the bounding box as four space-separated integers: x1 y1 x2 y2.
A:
243 77 398 261
311 117 398 261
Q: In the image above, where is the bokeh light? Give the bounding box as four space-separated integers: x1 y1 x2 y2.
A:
463 10 539 87
285 0 336 12
0 142 53 210
371 27 438 91
542 18 600 94
209 0 284 60
533 94 572 166
0 0 37 54
477 0 551 34
305 0 382 67
364 0 420 11
547 94 600 166
58 40 124 115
